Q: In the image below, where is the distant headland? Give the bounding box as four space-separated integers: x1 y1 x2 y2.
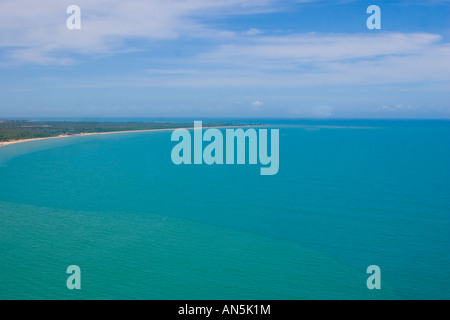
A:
0 120 254 148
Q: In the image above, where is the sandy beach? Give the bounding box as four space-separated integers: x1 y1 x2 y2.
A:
0 124 259 149
0 128 183 148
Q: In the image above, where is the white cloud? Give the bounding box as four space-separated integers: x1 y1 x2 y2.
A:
189 32 450 87
0 0 279 65
2 1 448 92
199 32 443 64
243 28 263 36
251 101 264 110
63 31 450 89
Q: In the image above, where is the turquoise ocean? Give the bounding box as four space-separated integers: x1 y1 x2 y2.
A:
0 119 449 299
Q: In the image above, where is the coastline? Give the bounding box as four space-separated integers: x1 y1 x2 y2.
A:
0 124 260 149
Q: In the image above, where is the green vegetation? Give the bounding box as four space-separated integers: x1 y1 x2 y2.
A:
0 120 234 142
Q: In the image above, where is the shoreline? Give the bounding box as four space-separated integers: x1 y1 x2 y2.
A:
0 124 261 149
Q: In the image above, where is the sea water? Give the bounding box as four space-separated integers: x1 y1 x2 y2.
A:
0 120 449 299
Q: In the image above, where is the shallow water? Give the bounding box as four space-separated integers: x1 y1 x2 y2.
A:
0 120 449 299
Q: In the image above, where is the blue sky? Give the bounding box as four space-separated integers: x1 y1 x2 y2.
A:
0 0 449 118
